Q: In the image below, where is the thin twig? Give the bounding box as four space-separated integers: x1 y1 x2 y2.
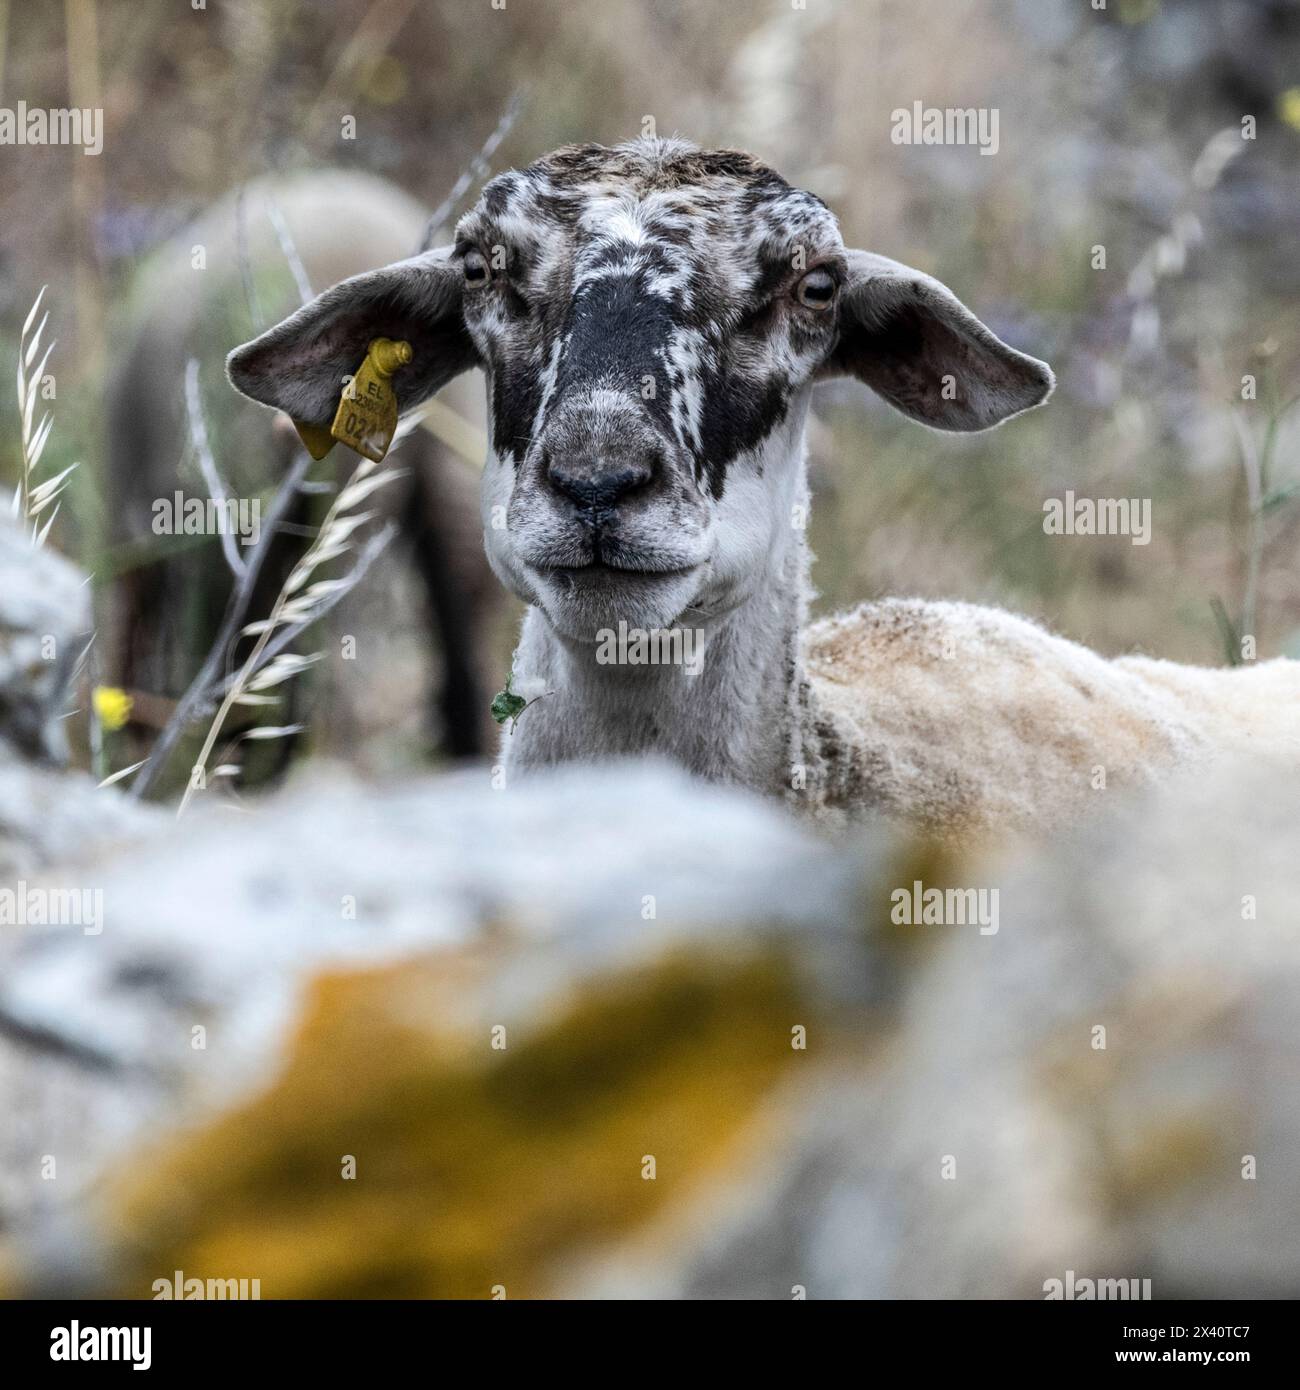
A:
266 197 314 307
80 631 105 780
209 522 397 703
1230 409 1263 650
185 358 246 580
176 459 402 816
420 90 526 250
234 185 263 333
129 451 314 799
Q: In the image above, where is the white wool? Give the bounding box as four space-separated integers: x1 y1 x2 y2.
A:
797 596 1300 838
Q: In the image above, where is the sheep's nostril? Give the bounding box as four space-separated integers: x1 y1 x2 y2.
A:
546 455 656 512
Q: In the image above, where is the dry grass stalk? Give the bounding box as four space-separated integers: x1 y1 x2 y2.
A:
14 287 77 547
176 454 404 816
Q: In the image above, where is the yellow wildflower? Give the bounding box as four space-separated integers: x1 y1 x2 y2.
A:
1278 88 1300 133
93 686 133 732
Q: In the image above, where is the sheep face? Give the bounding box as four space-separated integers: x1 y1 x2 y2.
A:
460 140 847 641
228 138 1053 646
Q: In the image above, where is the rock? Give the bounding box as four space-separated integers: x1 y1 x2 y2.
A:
565 761 1300 1299
2 750 1297 1300
0 508 160 877
0 759 865 1294
0 759 162 880
0 504 91 765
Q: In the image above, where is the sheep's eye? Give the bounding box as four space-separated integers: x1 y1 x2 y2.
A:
796 267 836 310
463 249 491 287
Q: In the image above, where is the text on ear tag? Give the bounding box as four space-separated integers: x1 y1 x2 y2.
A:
330 337 414 463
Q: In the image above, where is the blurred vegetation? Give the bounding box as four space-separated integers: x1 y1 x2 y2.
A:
0 0 1298 758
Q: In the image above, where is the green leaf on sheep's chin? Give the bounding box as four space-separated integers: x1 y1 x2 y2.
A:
490 675 527 726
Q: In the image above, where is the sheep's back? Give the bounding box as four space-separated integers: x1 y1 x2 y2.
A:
800 597 1291 837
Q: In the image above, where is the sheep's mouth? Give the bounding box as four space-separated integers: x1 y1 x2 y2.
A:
523 556 705 640
529 537 702 579
535 562 700 604
542 559 697 579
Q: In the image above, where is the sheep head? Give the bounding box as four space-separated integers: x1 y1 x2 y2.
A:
229 137 1053 643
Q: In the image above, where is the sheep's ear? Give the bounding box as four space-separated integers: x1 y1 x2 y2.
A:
226 246 478 426
824 249 1053 431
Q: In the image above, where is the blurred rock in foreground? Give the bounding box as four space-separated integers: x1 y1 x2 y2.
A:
567 759 1300 1299
0 759 864 1295
0 509 160 882
0 505 91 768
1 739 1296 1299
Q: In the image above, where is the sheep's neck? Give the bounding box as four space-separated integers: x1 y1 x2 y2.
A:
503 535 812 794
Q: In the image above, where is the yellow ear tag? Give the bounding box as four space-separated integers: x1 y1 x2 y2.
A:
329 337 414 463
292 419 337 460
291 338 414 463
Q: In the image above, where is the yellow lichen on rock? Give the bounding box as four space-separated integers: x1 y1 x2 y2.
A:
98 943 811 1298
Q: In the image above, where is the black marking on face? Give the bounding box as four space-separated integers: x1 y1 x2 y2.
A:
557 273 676 404
696 373 790 498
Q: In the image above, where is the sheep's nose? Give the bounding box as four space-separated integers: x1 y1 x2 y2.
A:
545 451 657 513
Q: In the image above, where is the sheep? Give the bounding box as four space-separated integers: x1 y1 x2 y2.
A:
799 598 1300 834
107 169 498 763
227 137 1300 836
